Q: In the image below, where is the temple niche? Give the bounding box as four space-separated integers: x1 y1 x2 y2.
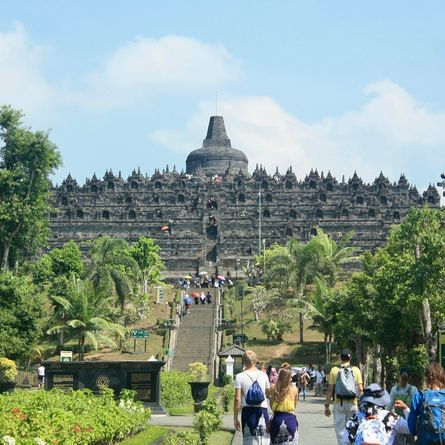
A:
49 116 440 276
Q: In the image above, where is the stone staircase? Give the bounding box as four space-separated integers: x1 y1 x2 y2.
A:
172 294 217 375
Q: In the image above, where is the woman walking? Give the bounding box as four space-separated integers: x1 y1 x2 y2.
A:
269 368 299 444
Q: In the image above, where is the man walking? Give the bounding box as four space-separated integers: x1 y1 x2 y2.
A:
324 348 363 444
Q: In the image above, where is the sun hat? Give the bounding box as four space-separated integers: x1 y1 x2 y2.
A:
360 383 391 407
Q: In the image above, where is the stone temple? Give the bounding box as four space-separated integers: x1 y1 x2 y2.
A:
50 116 440 276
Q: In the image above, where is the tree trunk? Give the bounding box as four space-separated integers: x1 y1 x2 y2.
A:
421 298 437 360
299 312 304 343
1 241 10 271
372 344 382 386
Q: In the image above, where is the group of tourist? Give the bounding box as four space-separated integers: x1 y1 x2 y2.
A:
182 291 212 314
233 348 445 445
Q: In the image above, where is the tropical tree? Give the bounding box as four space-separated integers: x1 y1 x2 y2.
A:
128 237 163 293
86 236 139 315
0 106 61 270
47 276 124 360
0 272 43 360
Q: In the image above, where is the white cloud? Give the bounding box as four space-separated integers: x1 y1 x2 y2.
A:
0 24 54 117
74 35 242 110
151 81 445 190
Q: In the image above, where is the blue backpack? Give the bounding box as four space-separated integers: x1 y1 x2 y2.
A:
245 373 265 405
418 390 445 441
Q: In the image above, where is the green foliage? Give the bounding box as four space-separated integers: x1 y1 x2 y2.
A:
221 374 233 386
129 237 164 292
398 344 429 382
260 316 291 341
0 272 43 360
0 358 17 382
0 388 150 444
161 431 200 445
33 241 83 285
0 105 62 270
220 383 235 412
160 371 193 409
193 399 222 445
188 362 209 382
47 275 124 360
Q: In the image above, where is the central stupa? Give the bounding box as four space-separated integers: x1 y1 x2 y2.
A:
185 116 249 176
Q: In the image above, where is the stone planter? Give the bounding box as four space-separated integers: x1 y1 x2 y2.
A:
188 381 210 411
0 381 16 393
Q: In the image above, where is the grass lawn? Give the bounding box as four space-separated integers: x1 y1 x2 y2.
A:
119 426 233 445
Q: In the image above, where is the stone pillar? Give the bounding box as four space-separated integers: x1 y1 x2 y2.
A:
225 355 234 378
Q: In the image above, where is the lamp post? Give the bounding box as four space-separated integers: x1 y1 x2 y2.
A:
258 189 262 256
262 239 266 273
437 173 445 197
235 258 240 280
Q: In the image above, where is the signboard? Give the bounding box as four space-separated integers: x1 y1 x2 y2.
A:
233 333 247 345
440 330 445 369
129 372 153 402
52 374 75 391
60 351 73 362
130 329 149 339
155 287 165 304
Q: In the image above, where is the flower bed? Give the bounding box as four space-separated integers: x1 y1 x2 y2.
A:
0 389 150 445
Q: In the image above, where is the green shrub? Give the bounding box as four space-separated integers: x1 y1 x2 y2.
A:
0 358 17 383
221 384 235 412
221 374 233 386
0 388 150 444
161 431 200 445
193 410 222 445
161 371 193 409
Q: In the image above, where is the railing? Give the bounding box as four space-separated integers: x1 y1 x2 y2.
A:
211 288 221 381
16 370 38 388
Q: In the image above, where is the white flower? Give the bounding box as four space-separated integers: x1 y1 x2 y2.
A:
35 439 46 445
2 436 16 445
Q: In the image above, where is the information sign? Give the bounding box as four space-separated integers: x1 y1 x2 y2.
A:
130 329 149 339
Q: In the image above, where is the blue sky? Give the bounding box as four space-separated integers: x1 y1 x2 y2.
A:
1 1 444 194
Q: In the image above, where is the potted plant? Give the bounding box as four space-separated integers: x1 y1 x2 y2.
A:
188 362 210 408
0 357 18 393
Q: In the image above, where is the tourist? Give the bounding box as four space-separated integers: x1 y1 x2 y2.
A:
342 383 410 445
407 362 445 445
315 366 325 396
269 367 279 385
297 368 310 400
234 350 271 444
269 367 298 444
183 293 192 314
193 293 199 305
37 362 45 388
324 348 364 445
386 369 417 445
206 291 212 304
200 292 206 304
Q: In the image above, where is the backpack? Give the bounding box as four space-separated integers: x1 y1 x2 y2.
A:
335 365 357 400
417 390 445 440
245 372 265 405
354 416 390 445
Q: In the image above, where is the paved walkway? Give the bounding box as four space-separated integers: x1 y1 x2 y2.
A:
151 395 337 444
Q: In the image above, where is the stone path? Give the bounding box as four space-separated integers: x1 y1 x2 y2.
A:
151 395 337 444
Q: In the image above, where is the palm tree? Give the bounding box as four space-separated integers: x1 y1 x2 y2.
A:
86 236 139 316
47 275 125 360
306 277 337 363
287 238 322 343
313 229 358 286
